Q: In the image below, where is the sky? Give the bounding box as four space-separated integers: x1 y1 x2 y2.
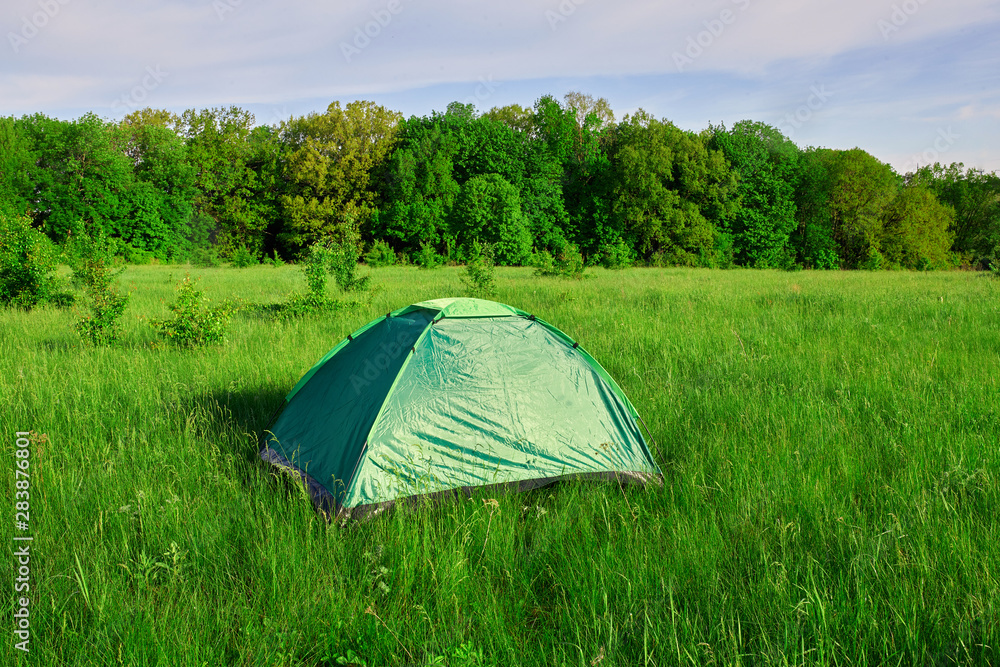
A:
3 0 999 174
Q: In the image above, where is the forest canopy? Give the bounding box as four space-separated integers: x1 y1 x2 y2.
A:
2 94 997 270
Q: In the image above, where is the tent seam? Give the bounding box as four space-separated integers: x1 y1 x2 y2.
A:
340 318 438 506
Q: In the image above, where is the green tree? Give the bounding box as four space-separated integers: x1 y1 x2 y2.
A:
607 111 736 265
449 173 532 265
819 148 901 268
531 94 615 256
790 148 840 269
120 107 181 132
0 116 36 218
177 106 268 257
482 104 535 134
451 104 525 185
909 163 1000 265
279 100 401 255
373 117 460 251
115 117 197 258
0 212 61 310
245 125 286 258
375 103 568 257
708 121 799 267
466 108 568 252
881 184 955 268
563 91 616 130
20 113 135 243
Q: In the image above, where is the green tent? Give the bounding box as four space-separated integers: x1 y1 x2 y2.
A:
260 297 661 518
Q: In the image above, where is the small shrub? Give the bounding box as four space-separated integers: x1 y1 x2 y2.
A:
189 246 220 268
326 238 370 293
364 240 397 268
442 234 459 265
778 247 802 272
261 251 285 267
230 245 258 268
989 260 1000 278
259 243 341 320
302 243 333 306
123 244 153 265
152 277 235 347
532 241 585 279
73 233 130 345
529 249 555 275
0 213 63 310
76 286 129 345
461 241 496 297
598 237 634 270
812 247 840 270
861 246 885 271
415 241 443 270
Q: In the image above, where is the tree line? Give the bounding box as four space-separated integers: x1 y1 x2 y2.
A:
2 93 998 270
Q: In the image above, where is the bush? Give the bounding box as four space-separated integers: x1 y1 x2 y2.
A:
189 246 221 268
532 241 585 279
302 243 333 306
0 213 63 310
230 245 258 268
364 240 397 268
251 244 349 320
325 238 370 293
76 285 129 345
861 246 885 271
123 244 153 265
152 277 234 347
415 242 443 269
73 233 130 345
598 237 634 269
261 251 285 267
530 250 555 274
777 247 803 272
812 247 840 270
461 241 496 298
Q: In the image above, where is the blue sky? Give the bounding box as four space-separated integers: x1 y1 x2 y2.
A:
3 0 999 173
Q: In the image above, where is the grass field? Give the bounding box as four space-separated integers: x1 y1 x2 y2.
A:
2 264 998 666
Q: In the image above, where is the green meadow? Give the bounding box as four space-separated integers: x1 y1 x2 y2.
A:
2 265 998 666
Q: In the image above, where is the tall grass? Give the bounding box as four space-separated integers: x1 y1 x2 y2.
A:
2 265 997 665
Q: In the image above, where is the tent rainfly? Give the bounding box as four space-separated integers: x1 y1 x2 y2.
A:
260 297 662 518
